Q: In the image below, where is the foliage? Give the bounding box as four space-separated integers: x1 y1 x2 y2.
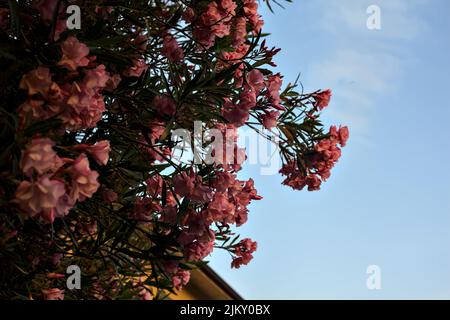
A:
0 0 348 300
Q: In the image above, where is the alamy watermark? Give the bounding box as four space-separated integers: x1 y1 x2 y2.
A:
366 265 382 290
367 5 382 30
171 121 281 176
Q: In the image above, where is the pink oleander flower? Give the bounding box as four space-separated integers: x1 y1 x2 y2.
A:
201 2 222 26
231 238 257 269
305 174 322 191
57 36 90 71
207 192 235 223
223 101 250 127
338 126 349 147
238 86 257 110
313 89 332 110
212 23 231 38
63 82 106 130
20 138 63 177
14 175 67 223
190 183 214 204
243 0 264 33
232 16 247 47
247 69 265 92
129 198 161 222
42 288 64 300
184 237 215 261
266 73 283 110
212 171 236 192
83 65 111 90
172 270 190 291
173 172 195 197
220 0 237 15
19 67 53 96
192 25 216 49
69 154 100 202
261 110 280 129
162 36 184 63
86 140 110 166
152 95 176 117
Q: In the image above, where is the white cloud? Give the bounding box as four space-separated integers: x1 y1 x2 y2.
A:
302 0 427 141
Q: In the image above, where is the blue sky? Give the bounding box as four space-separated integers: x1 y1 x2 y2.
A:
209 0 450 299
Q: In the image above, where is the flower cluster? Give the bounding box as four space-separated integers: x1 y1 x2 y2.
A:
0 0 348 300
223 70 283 128
190 0 263 49
231 238 258 269
14 138 109 223
280 125 349 191
19 36 118 131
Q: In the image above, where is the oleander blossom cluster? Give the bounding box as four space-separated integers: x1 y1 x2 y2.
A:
15 138 110 223
0 0 349 300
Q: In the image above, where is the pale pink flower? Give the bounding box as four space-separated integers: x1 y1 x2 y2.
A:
223 102 249 127
20 138 63 177
172 270 190 291
338 126 349 147
247 69 265 92
184 238 215 261
212 23 231 38
69 154 100 202
306 174 322 191
63 83 106 130
19 67 53 96
231 238 257 268
266 74 283 109
83 65 110 90
313 89 332 110
261 110 280 129
190 184 214 204
15 175 66 223
192 26 216 48
57 36 90 71
207 192 235 222
201 2 222 26
232 17 247 47
238 86 257 110
86 140 110 166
